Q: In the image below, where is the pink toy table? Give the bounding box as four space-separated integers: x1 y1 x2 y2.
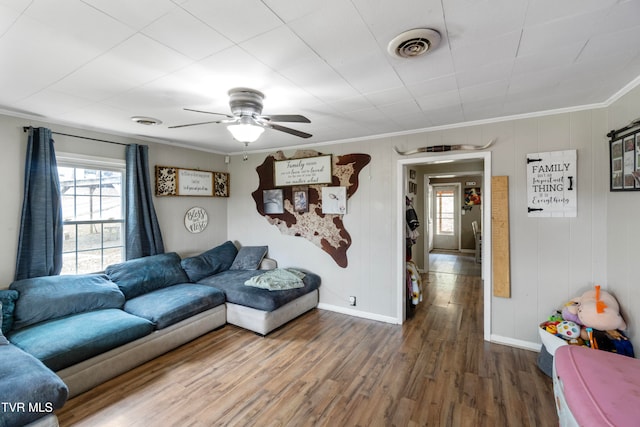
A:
553 345 640 426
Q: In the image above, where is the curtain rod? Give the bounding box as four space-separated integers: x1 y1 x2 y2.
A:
607 118 640 140
22 126 128 146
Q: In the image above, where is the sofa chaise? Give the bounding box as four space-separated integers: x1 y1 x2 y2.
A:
0 241 320 426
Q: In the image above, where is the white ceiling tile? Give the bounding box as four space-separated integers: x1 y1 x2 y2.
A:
391 48 456 85
287 1 378 66
181 0 282 43
406 75 458 98
518 11 604 57
334 52 403 94
239 26 318 71
455 59 514 89
278 58 360 103
451 31 520 71
444 0 528 49
351 0 445 50
51 34 192 101
142 8 233 60
81 0 178 30
416 90 461 112
0 15 110 103
364 86 414 105
459 81 509 105
578 25 640 64
524 0 618 26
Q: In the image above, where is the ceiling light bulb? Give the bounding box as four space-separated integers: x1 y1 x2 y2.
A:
227 123 265 143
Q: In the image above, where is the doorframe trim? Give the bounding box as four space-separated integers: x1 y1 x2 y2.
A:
396 151 492 342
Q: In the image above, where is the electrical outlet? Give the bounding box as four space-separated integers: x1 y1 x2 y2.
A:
349 296 356 306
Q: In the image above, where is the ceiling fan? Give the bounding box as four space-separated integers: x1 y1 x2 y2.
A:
169 87 312 142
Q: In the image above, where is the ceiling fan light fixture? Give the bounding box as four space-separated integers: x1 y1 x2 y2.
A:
227 122 265 143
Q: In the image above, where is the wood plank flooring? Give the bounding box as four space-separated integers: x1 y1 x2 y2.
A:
56 254 556 426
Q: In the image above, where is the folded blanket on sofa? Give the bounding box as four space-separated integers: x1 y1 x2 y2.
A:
244 269 306 291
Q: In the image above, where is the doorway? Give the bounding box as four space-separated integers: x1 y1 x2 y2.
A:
397 151 492 342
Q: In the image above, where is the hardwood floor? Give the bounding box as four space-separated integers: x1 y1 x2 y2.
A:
56 255 556 426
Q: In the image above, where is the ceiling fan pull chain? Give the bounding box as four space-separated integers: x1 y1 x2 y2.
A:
243 142 249 161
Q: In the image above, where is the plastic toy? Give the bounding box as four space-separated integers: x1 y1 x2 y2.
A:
557 321 581 340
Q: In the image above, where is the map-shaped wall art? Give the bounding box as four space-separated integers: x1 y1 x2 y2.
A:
251 150 371 268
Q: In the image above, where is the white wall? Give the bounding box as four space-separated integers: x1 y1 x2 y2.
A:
228 108 613 346
606 84 640 344
0 114 228 285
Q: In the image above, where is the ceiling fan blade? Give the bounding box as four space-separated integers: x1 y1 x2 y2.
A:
268 123 313 138
260 114 311 123
168 120 225 129
184 108 234 118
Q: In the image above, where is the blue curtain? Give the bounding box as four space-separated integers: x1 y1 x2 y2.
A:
15 127 63 280
125 144 164 259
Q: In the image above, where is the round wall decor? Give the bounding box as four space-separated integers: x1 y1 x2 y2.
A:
184 207 208 233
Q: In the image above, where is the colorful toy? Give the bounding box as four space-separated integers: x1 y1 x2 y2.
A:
557 321 581 340
561 300 582 324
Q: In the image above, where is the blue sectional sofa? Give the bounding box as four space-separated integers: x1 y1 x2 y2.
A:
0 242 320 427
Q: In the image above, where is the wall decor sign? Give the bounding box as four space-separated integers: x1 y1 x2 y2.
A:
184 207 208 233
155 166 229 197
526 150 577 217
274 154 332 186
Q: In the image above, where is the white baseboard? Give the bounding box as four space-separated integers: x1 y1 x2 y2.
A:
317 303 401 325
490 334 541 352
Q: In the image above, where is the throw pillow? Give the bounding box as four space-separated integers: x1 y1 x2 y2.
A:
0 289 19 335
181 241 239 282
230 246 268 270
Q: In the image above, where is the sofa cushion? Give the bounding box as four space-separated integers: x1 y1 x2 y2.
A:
229 246 268 270
7 309 154 371
106 252 190 300
10 274 125 330
0 289 19 334
198 269 321 312
0 304 7 345
0 344 68 427
123 284 226 330
181 241 238 282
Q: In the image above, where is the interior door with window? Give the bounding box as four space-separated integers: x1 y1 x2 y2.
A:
432 184 460 250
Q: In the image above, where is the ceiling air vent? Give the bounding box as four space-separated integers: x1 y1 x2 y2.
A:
387 28 441 59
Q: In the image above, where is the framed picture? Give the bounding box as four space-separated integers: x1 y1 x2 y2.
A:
322 186 347 214
464 187 481 205
263 189 284 214
292 186 309 212
609 128 640 191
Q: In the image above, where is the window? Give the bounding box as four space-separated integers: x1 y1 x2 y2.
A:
435 188 454 235
57 154 125 274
